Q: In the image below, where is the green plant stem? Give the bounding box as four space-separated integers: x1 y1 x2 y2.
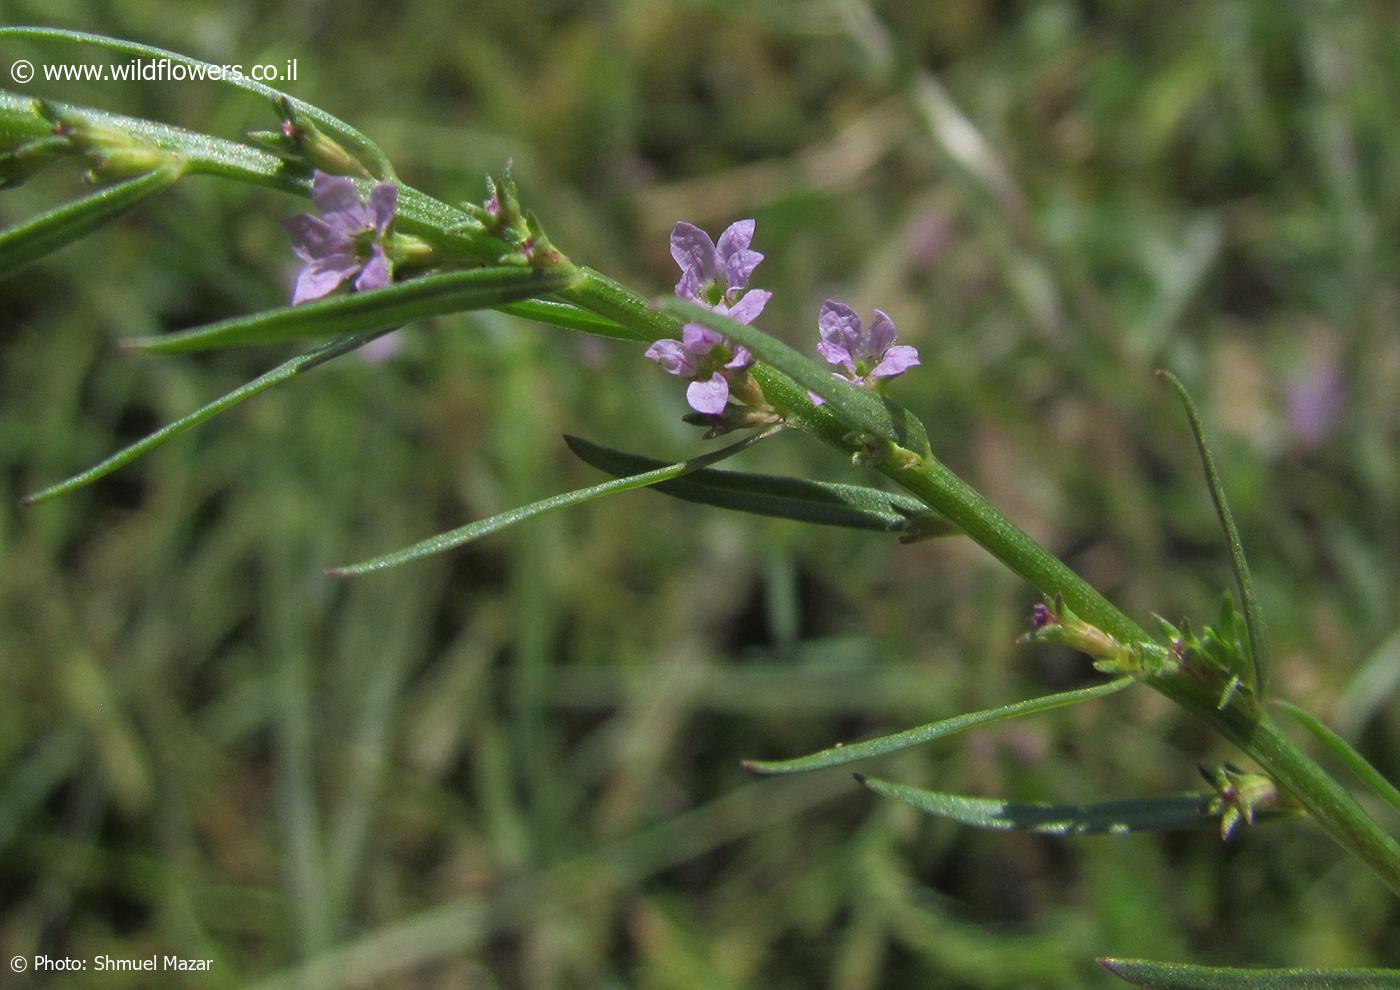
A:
23 99 1395 896
879 454 1400 899
559 269 1400 899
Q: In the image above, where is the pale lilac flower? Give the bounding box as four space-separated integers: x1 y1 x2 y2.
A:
670 219 764 305
645 323 757 415
1286 358 1344 447
283 170 397 305
358 329 404 364
647 219 771 415
809 300 920 404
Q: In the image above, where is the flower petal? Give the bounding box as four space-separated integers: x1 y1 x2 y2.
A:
721 288 771 325
645 338 695 377
870 344 920 378
353 244 392 292
816 339 856 373
669 221 718 283
681 323 723 356
282 214 352 262
715 218 754 257
292 255 358 304
867 309 897 357
311 172 362 214
675 265 705 301
686 372 730 415
725 345 753 370
367 182 398 235
716 219 762 289
818 300 863 355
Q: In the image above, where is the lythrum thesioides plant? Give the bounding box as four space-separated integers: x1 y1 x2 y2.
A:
5 27 1400 988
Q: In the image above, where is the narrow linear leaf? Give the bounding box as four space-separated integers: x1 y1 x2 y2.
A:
1159 369 1270 700
1100 958 1400 989
857 776 1222 834
1273 700 1400 817
565 434 955 538
743 677 1133 775
0 165 181 277
495 298 637 341
0 26 395 179
329 429 779 576
662 298 931 457
124 267 574 353
21 330 393 507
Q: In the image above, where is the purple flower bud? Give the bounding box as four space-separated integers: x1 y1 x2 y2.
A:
1031 603 1056 629
283 170 398 305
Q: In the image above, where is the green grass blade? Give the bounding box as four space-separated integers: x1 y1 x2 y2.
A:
564 434 955 538
0 26 396 179
857 776 1222 834
1273 700 1400 817
329 429 779 576
21 330 394 506
661 298 931 457
1100 958 1400 988
742 677 1133 775
123 267 574 353
1159 370 1271 700
494 298 636 340
0 165 181 276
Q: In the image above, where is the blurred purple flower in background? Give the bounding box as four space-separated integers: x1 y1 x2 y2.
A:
1286 357 1344 447
283 170 397 305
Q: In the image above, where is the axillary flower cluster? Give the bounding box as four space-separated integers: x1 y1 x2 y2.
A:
646 219 920 417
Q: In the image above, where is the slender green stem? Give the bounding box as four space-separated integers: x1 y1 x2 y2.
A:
555 266 1400 899
15 95 1397 897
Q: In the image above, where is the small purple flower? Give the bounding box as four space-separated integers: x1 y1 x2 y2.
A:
1286 358 1344 447
358 329 404 364
645 322 758 415
817 301 920 382
670 219 764 306
647 219 771 415
809 300 919 403
283 170 397 305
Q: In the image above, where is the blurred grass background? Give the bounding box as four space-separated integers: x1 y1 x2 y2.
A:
2 0 1399 986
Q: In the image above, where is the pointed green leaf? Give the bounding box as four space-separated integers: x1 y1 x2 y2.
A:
1273 700 1400 817
1100 958 1400 989
124 267 574 353
0 165 182 277
857 776 1223 834
743 677 1133 775
662 298 931 458
1159 370 1270 700
0 26 395 179
21 330 393 507
495 298 638 341
564 434 955 538
329 429 778 576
